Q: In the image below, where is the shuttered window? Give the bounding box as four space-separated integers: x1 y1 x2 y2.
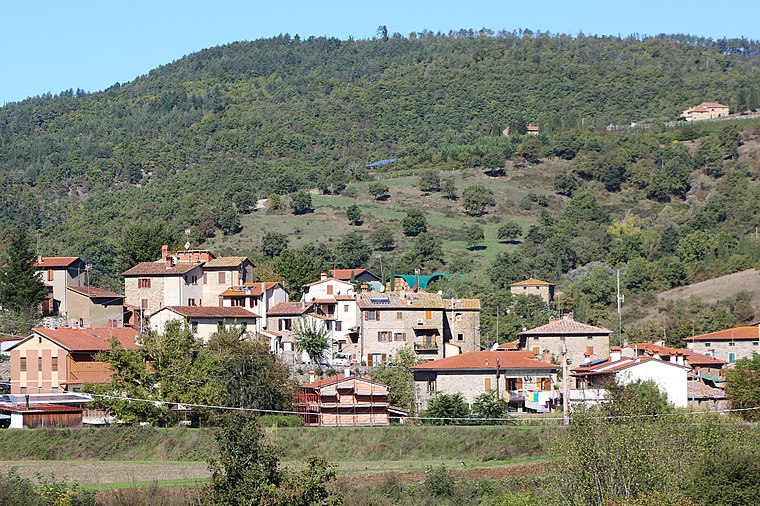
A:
218 272 226 284
51 357 58 372
484 378 492 391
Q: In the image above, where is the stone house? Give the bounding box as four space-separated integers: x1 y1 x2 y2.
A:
684 325 760 365
680 102 729 121
219 282 288 332
411 349 559 413
7 327 139 394
329 268 381 284
509 278 555 304
266 301 336 361
148 306 260 342
517 316 611 368
293 371 391 426
65 286 125 329
34 256 87 315
442 298 481 354
198 256 255 307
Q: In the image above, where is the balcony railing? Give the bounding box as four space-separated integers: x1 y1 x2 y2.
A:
414 341 438 352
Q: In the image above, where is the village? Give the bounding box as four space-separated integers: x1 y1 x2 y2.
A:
0 239 739 429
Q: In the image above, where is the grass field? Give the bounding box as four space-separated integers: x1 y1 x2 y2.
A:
204 165 560 270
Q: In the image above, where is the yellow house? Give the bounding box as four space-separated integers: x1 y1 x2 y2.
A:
8 327 139 394
509 278 555 304
681 102 729 121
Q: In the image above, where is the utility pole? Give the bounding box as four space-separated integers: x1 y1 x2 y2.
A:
496 305 500 345
616 269 625 347
562 336 570 426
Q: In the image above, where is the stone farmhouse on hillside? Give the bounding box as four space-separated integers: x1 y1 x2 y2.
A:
517 316 611 368
680 101 729 121
684 325 760 365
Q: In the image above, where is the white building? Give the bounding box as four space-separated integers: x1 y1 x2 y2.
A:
149 306 259 342
301 275 359 347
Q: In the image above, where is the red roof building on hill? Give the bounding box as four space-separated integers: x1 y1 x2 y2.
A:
685 326 760 365
149 306 260 342
7 327 141 395
33 256 87 315
681 102 729 121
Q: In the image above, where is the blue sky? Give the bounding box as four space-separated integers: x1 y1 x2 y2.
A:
3 1 760 104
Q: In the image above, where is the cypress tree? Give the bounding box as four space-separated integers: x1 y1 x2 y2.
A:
0 228 47 314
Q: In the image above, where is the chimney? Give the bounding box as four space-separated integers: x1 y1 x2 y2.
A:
676 354 685 366
542 350 552 364
344 365 351 378
583 354 591 364
610 348 621 362
669 355 677 364
309 371 315 384
361 284 368 293
320 272 328 281
161 244 169 259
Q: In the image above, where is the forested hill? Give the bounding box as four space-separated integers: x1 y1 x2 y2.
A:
1 31 760 264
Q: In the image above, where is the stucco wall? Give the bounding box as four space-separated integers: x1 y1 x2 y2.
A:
10 337 65 394
521 334 610 367
617 361 688 408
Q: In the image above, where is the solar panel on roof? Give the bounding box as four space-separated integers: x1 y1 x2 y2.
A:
585 358 608 367
369 297 390 303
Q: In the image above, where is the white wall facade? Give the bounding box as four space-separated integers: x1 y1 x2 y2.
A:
616 361 688 408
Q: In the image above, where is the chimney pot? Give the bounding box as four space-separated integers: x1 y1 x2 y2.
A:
361 284 368 293
344 365 351 378
610 350 621 362
309 371 315 384
320 272 328 281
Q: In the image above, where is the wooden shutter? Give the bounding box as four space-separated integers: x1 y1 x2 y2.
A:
367 355 373 367
327 285 333 295
425 310 432 320
381 353 386 363
364 312 369 321
543 378 552 390
218 272 226 284
516 378 523 389
532 346 540 355
484 378 492 390
403 333 406 341
536 378 542 390
586 346 594 356
376 311 380 321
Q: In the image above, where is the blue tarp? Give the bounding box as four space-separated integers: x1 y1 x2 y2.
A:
367 158 398 167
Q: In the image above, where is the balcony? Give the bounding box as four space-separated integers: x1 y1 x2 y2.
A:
414 341 438 353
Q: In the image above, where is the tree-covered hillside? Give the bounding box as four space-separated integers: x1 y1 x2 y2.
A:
3 30 760 344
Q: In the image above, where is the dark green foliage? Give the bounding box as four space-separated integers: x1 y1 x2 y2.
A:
294 317 330 363
272 246 330 297
0 228 47 315
726 354 760 422
554 171 583 196
461 184 495 216
0 468 95 506
346 203 362 225
370 347 418 414
497 222 522 242
464 224 485 249
418 170 441 192
603 379 673 418
114 222 178 274
261 231 289 258
217 208 242 235
401 233 444 271
369 181 390 200
290 191 313 215
688 443 760 506
369 225 396 251
334 232 371 268
441 178 458 200
471 390 512 424
424 392 469 425
402 208 427 236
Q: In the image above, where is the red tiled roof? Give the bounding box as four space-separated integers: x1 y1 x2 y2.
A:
0 403 83 413
268 301 314 316
159 306 259 318
301 374 382 389
496 341 520 350
527 124 539 131
66 286 124 299
22 328 140 352
573 356 688 376
356 291 445 309
685 326 760 342
219 282 282 297
519 319 611 336
510 277 553 287
701 102 728 108
330 268 368 280
411 350 558 371
627 342 725 367
203 257 250 268
122 262 200 276
443 298 481 310
34 256 81 268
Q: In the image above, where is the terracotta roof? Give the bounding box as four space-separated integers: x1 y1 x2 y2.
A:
687 379 726 400
701 102 728 108
496 341 520 350
356 291 445 309
122 262 200 276
219 282 282 297
330 268 369 280
158 306 259 318
301 374 385 390
34 256 81 268
411 350 558 372
303 277 354 287
520 319 611 336
66 286 124 299
685 326 760 342
267 301 313 316
510 278 553 287
627 342 725 367
443 298 481 310
17 328 140 352
527 124 539 131
0 403 83 413
203 256 250 268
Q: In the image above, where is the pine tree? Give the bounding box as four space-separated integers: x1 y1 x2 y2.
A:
0 228 48 314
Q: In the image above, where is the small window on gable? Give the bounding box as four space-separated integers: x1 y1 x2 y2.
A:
729 342 736 347
218 272 226 284
20 357 27 372
51 357 58 372
47 269 54 281
327 285 333 295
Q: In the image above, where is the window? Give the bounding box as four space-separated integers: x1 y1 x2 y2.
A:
729 342 736 347
335 321 342 332
455 313 462 322
394 332 406 342
79 318 84 328
587 335 593 340
191 321 199 333
426 379 436 392
190 275 198 285
141 299 148 310
425 310 432 320
203 273 207 285
365 310 378 321
754 342 759 347
218 272 226 284
729 352 736 364
484 378 492 390
240 323 247 331
138 278 151 289
344 304 349 313
704 342 711 347
283 343 294 352
396 312 403 320
188 299 196 306
20 387 27 394
457 333 464 341
47 269 54 281
20 357 26 372
38 357 43 372
327 285 333 295
279 319 292 331
586 346 594 356
51 357 58 372
532 346 540 355
378 331 391 342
